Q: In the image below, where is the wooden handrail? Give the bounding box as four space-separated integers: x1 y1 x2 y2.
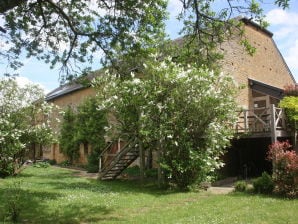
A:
235 105 287 138
99 137 136 173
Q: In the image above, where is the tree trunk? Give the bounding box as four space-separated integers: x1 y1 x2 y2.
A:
139 139 145 183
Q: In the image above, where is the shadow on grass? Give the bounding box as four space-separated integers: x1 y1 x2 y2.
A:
229 190 296 200
24 166 179 196
0 174 121 223
0 186 118 224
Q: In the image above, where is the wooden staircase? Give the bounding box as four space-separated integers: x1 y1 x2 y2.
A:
99 138 139 180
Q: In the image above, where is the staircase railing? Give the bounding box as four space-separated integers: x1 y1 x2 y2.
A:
98 141 114 173
98 137 136 174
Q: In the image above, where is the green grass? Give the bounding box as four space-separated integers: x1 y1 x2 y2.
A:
0 166 297 224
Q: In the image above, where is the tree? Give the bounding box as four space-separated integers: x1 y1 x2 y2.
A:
58 98 107 170
0 0 290 80
0 78 56 177
59 106 79 163
0 0 167 80
76 97 107 172
279 86 298 151
94 55 238 189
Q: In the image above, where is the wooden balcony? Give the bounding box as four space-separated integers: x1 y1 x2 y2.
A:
235 104 290 142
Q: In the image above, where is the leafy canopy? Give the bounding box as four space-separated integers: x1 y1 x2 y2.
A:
0 0 291 80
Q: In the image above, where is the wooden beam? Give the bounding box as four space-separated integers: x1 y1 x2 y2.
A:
270 104 277 143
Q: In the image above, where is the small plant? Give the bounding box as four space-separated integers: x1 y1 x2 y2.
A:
234 181 248 192
4 180 22 223
59 160 71 167
47 159 57 165
33 161 50 168
253 172 274 194
121 166 140 177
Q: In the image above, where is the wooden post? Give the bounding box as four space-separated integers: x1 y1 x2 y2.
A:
270 104 277 143
244 110 248 132
157 141 165 188
139 139 145 183
99 155 102 173
157 149 162 188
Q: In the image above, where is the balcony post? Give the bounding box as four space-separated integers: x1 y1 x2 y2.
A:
270 104 277 143
244 110 248 132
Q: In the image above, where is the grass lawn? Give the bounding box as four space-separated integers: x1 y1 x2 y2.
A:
0 166 297 224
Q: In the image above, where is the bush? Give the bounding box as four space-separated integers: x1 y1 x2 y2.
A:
122 166 140 177
253 172 274 194
234 181 248 192
59 160 71 167
0 161 14 178
86 152 99 173
4 181 22 223
267 141 298 198
47 159 57 165
33 161 50 168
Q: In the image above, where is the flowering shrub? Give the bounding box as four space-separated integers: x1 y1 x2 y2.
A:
0 78 57 177
267 141 298 198
93 55 238 189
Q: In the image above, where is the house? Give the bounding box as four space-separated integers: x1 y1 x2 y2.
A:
219 18 296 177
42 18 296 178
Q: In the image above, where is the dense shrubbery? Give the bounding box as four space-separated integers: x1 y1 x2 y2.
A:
267 141 298 198
234 181 248 192
0 78 56 177
253 172 274 194
59 98 107 171
94 56 238 189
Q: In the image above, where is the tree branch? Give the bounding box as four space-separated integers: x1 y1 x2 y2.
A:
0 0 26 13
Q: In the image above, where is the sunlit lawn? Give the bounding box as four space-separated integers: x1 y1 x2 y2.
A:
0 166 297 224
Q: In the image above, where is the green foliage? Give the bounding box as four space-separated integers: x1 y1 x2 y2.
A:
0 78 56 177
58 98 107 169
59 107 80 163
94 55 238 189
33 161 50 168
76 98 107 172
253 172 274 194
86 152 100 173
234 181 248 192
47 159 57 165
3 180 22 223
240 39 257 56
279 96 298 125
122 166 141 177
1 1 291 79
1 0 168 80
59 160 71 167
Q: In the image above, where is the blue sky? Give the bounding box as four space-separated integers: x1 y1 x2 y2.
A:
0 0 297 93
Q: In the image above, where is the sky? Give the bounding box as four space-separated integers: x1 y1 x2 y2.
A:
0 0 298 93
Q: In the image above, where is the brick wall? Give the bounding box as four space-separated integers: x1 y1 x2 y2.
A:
221 23 295 109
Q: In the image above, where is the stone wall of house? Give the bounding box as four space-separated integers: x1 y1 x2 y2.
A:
221 22 296 109
50 87 96 109
43 143 68 164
